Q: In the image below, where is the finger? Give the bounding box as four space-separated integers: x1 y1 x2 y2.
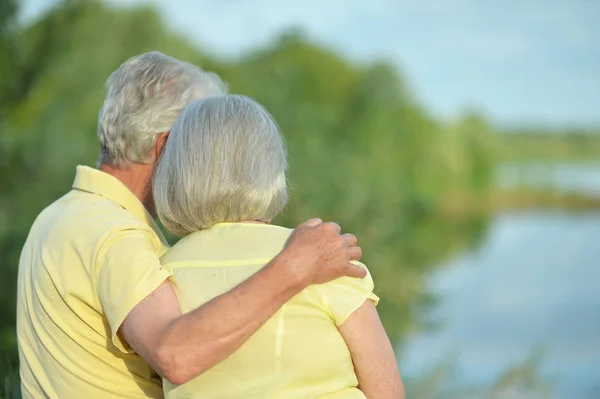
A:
346 245 363 262
341 233 357 247
344 263 368 279
300 218 323 227
323 221 341 234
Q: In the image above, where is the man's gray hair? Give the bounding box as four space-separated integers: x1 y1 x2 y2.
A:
153 95 288 236
97 51 227 166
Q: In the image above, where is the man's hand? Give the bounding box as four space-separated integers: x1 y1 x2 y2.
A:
280 218 367 287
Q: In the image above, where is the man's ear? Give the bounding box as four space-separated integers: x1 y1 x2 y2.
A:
153 131 170 159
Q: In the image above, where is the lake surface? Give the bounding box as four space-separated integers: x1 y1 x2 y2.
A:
400 164 600 398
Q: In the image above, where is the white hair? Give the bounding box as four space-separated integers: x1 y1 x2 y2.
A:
153 95 288 236
97 51 227 166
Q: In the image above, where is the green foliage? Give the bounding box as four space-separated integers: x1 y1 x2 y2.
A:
0 0 501 394
1 367 20 399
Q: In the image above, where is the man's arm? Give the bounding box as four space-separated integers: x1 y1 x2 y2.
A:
120 218 366 385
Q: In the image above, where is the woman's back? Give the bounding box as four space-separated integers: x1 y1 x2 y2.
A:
161 222 377 399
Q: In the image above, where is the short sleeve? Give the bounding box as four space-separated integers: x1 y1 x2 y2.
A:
95 228 172 353
319 262 379 326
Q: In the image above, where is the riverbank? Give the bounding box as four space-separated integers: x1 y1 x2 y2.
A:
499 131 600 162
440 189 600 217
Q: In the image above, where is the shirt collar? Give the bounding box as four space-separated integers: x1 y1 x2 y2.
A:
72 165 168 245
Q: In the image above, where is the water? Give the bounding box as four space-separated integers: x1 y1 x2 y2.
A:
400 164 600 398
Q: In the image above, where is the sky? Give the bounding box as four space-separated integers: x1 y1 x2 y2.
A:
20 0 600 127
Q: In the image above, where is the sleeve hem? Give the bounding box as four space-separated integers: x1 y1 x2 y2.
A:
335 291 380 327
108 268 173 353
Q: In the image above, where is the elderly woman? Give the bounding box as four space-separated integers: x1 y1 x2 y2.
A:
153 95 404 399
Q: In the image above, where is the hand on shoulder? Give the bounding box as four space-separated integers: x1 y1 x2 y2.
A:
281 218 367 287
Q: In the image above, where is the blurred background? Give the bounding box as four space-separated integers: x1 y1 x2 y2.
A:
1 0 599 398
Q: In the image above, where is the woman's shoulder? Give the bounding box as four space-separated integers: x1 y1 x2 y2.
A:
325 262 375 292
160 223 294 266
317 262 379 326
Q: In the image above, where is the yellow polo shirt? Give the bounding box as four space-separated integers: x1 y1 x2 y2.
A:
17 165 172 399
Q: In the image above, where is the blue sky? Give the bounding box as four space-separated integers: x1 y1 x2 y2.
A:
21 0 600 127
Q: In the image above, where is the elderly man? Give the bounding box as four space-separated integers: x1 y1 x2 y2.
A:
16 52 366 399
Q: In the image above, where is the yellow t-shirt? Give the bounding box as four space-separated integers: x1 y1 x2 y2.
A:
161 222 379 399
17 166 172 399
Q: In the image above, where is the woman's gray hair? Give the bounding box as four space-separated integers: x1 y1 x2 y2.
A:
153 95 288 236
97 51 227 166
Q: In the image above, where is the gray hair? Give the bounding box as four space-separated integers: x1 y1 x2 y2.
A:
97 51 227 166
153 95 288 236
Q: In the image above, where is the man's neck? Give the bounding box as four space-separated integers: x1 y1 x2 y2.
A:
99 162 155 214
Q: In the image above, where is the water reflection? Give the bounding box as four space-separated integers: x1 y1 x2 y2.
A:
400 211 600 398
